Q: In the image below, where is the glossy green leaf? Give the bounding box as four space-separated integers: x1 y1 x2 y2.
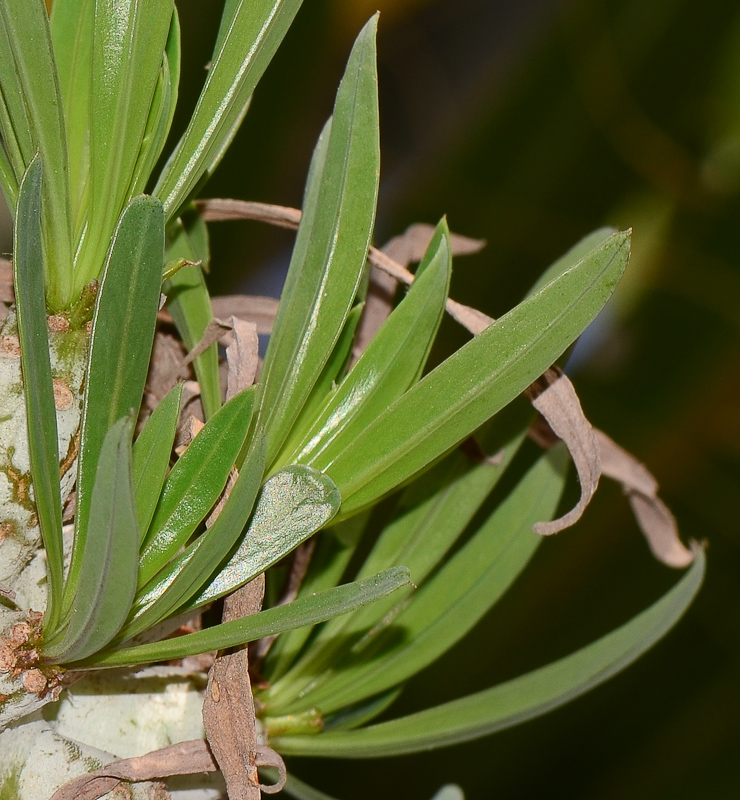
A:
154 0 305 220
132 382 183 539
263 513 370 683
12 157 64 631
50 0 94 233
256 17 380 467
302 447 567 715
138 386 256 586
263 424 525 711
289 219 451 470
118 437 267 641
0 0 73 308
272 550 705 758
321 686 402 732
163 211 221 419
42 417 139 664
75 0 173 291
64 195 164 613
327 231 630 517
72 567 411 669
274 303 364 470
526 226 616 298
188 464 341 608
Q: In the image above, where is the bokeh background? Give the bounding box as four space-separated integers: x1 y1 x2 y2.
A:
3 0 739 797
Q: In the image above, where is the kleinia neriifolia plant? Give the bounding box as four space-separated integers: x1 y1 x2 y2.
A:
0 2 703 799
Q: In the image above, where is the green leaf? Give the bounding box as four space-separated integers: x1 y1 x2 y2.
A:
74 0 174 291
263 514 369 683
262 423 525 711
12 157 64 632
0 0 74 308
526 227 616 298
327 231 630 517
71 567 412 669
272 550 705 758
301 447 567 715
154 0 305 220
132 382 183 539
138 386 256 587
42 416 140 664
50 0 94 235
256 17 380 467
289 219 451 470
118 437 267 641
163 211 221 419
188 464 341 608
63 195 164 613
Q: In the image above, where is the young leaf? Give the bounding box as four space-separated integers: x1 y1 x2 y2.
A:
327 232 630 517
42 416 139 664
300 447 567 715
0 0 74 308
289 219 451 470
63 195 164 613
12 156 65 631
271 550 705 757
256 17 380 467
154 0 305 219
75 0 174 290
132 382 183 538
138 386 256 586
187 464 341 607
164 211 221 419
71 567 412 669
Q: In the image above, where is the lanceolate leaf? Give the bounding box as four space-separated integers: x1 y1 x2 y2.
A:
76 0 174 290
291 219 451 470
271 550 705 758
0 0 74 308
164 211 221 419
301 447 568 715
188 464 341 607
327 232 630 517
12 157 64 631
154 0 305 220
138 386 256 587
132 382 183 538
42 416 140 664
64 195 164 613
256 17 380 467
72 567 412 669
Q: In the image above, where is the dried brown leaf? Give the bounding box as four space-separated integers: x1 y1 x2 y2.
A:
594 429 696 567
50 739 218 800
225 317 259 400
211 295 280 335
183 318 233 364
526 367 601 536
147 333 189 406
196 198 301 230
0 257 13 302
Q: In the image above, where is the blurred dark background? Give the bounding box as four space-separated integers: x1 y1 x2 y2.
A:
4 0 739 796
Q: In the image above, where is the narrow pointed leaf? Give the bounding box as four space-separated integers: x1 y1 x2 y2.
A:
13 157 64 630
64 195 164 611
327 232 630 517
0 0 73 307
303 447 567 714
132 382 183 538
42 417 139 664
189 464 341 607
154 0 304 219
256 18 380 466
164 211 221 418
72 567 412 669
138 386 256 586
272 550 704 757
292 220 451 470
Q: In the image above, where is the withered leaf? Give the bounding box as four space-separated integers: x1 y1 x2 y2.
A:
196 198 301 230
50 739 219 800
595 429 696 567
0 257 13 302
211 295 279 335
225 317 259 400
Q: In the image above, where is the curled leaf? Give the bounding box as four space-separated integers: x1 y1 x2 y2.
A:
526 367 601 536
595 429 696 567
210 294 280 334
